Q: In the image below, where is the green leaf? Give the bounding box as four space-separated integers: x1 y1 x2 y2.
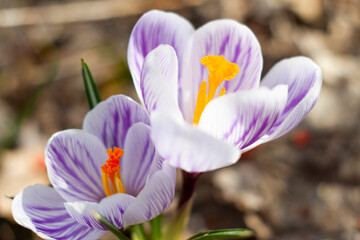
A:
150 214 163 240
187 228 254 240
130 223 147 240
93 211 131 240
81 58 101 109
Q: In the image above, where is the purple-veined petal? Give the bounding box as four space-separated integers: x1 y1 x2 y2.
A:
123 161 176 227
46 129 107 202
83 95 150 149
151 113 241 172
65 193 135 230
12 184 107 240
122 123 156 196
146 153 164 182
257 56 322 143
198 85 288 151
140 45 182 119
128 10 194 103
180 20 263 122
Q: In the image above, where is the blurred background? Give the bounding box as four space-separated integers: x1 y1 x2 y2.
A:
0 0 359 239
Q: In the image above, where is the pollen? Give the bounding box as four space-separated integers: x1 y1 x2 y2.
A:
193 55 239 124
101 147 126 196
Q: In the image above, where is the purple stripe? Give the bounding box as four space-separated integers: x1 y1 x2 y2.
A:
170 33 176 48
120 104 132 147
153 25 161 47
49 144 102 200
101 121 108 148
140 28 148 57
64 140 102 192
50 145 89 187
132 138 154 192
232 40 242 63
112 109 120 148
32 213 69 224
243 116 270 148
52 165 96 200
283 74 314 114
266 73 316 136
36 221 87 239
135 57 142 78
31 206 64 211
223 115 243 140
225 40 242 90
234 47 252 91
151 101 157 112
84 146 104 190
221 105 275 149
219 35 230 56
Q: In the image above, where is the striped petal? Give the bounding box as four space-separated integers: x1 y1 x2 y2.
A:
180 20 263 122
83 95 150 149
46 129 107 202
12 184 107 240
254 56 322 146
122 123 157 196
151 113 241 172
198 86 288 150
146 154 164 182
123 161 176 227
140 44 182 119
128 10 194 103
65 193 135 230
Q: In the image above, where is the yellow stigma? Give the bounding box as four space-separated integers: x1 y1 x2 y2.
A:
101 147 126 196
193 55 239 124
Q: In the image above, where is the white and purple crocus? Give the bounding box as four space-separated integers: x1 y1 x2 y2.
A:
128 10 322 172
12 95 176 240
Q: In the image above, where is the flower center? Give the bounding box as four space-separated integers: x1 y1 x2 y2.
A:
193 55 239 124
101 147 126 196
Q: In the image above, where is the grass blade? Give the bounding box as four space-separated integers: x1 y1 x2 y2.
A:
81 58 101 109
93 211 130 240
187 228 254 240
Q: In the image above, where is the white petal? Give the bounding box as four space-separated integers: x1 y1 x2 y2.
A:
151 113 241 172
46 130 107 202
65 193 135 230
128 10 194 103
258 56 322 143
123 161 176 227
83 94 150 149
140 45 182 119
12 184 106 240
180 20 263 122
122 123 156 196
198 86 288 150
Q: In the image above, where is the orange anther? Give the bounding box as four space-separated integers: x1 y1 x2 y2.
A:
193 55 239 124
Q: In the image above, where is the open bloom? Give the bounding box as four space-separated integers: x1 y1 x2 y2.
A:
127 10 322 172
12 95 176 239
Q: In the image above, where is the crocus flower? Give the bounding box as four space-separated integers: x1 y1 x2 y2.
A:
127 10 322 172
12 95 176 240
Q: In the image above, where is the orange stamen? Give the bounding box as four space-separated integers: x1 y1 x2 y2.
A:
193 55 239 124
101 147 126 196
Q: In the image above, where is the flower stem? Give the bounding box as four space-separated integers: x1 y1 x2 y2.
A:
162 171 201 240
177 171 201 209
130 223 147 240
163 198 193 240
150 214 163 240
